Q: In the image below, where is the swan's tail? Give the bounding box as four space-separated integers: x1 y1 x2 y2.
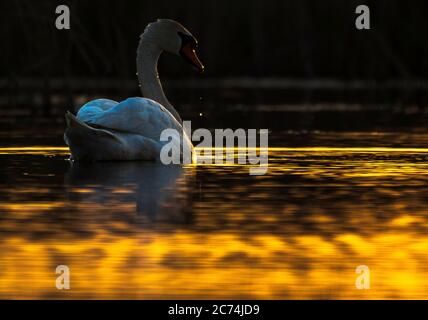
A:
64 111 122 161
65 111 92 130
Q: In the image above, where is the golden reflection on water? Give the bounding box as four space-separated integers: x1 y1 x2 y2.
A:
1 145 428 299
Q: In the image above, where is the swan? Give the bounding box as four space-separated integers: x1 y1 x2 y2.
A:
64 19 204 161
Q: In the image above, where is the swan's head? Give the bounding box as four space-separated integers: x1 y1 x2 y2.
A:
142 19 204 73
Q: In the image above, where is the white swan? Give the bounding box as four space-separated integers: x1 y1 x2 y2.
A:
64 19 204 161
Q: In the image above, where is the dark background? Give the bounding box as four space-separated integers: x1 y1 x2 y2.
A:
1 0 428 132
2 0 427 78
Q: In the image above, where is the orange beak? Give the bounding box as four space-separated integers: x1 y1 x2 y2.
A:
180 43 204 73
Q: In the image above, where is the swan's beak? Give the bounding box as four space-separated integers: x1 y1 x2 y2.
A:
180 43 204 73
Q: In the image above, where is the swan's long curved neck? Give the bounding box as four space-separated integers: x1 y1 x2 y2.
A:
136 39 182 123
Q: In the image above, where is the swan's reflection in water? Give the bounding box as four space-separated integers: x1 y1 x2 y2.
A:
66 161 191 225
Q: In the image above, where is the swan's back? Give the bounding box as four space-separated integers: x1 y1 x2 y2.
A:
78 97 182 139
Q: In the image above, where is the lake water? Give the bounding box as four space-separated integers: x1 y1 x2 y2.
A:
1 131 428 299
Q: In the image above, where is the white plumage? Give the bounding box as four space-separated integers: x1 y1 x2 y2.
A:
64 97 190 161
64 19 203 162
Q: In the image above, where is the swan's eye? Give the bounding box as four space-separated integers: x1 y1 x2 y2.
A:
178 31 197 50
177 31 203 72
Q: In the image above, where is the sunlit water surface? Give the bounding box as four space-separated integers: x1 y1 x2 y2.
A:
1 132 428 299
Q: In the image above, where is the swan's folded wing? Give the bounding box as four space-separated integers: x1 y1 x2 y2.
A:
79 97 182 141
77 99 119 123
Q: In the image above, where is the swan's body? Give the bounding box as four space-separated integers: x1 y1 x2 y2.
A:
64 97 191 161
64 19 203 161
